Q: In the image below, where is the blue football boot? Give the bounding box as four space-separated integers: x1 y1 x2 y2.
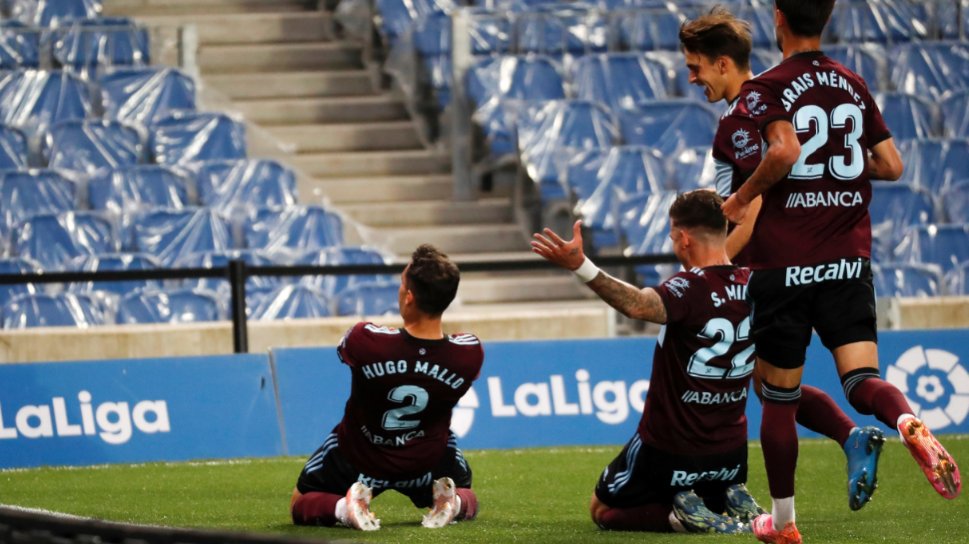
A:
672 490 747 534
844 425 885 510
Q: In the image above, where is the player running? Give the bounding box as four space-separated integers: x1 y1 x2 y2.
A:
290 244 482 531
679 6 885 513
719 2 961 542
533 190 763 534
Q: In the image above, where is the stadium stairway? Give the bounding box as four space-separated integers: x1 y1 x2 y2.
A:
102 0 602 321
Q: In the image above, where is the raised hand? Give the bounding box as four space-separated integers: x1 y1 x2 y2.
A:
531 220 586 271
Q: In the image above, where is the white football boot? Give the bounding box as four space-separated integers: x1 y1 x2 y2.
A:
421 477 459 528
344 482 380 531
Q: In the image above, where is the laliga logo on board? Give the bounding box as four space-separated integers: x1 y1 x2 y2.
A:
450 388 479 438
885 346 969 430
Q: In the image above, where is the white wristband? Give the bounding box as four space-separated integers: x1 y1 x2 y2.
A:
573 257 601 283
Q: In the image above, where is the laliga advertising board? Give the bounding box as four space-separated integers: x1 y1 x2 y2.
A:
276 329 969 454
0 330 966 468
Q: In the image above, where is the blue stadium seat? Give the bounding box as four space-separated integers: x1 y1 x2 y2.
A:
0 256 40 309
402 11 464 110
732 0 775 49
151 112 246 166
249 284 332 321
131 207 235 266
10 0 102 28
243 205 344 253
296 245 394 297
0 69 93 136
2 292 105 329
874 92 939 141
374 0 454 46
572 53 672 111
669 145 717 191
619 190 679 285
872 262 944 298
0 22 40 69
868 183 937 263
88 164 191 215
116 287 223 325
824 43 888 92
895 224 969 275
0 169 78 232
51 18 149 75
466 55 565 159
99 67 196 126
616 5 683 51
825 0 931 44
467 8 512 55
618 99 718 156
65 252 161 296
938 0 969 40
44 119 143 175
0 123 29 169
192 159 298 211
896 138 969 193
942 179 969 224
336 281 401 316
14 211 118 270
518 99 618 198
172 249 282 296
941 91 969 138
569 145 668 248
890 42 969 102
514 5 609 59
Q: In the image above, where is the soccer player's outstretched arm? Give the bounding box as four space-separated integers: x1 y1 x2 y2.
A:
725 195 762 259
531 220 668 324
722 119 800 224
869 137 903 181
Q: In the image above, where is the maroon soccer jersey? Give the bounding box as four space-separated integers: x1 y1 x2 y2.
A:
638 266 753 454
739 51 892 269
335 322 483 478
713 96 763 267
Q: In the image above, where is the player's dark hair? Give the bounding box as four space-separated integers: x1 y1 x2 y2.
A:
669 190 728 235
405 244 460 316
775 0 835 37
679 5 752 72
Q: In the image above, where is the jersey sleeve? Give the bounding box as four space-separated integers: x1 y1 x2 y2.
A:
653 273 698 324
741 78 789 132
336 322 366 367
863 87 892 147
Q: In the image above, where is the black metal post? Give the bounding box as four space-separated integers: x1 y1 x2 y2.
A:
228 259 248 354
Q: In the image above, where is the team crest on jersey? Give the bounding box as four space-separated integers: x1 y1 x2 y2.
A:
664 277 690 298
731 128 760 159
745 90 767 116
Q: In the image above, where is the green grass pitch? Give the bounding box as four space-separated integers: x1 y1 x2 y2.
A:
1 437 966 543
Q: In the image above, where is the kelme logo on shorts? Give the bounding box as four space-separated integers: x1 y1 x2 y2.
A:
886 346 969 430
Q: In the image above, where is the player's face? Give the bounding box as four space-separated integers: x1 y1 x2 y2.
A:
398 265 410 314
683 51 727 103
669 224 688 265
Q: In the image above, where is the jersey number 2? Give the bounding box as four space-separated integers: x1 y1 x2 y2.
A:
381 385 429 431
687 316 755 379
790 103 864 181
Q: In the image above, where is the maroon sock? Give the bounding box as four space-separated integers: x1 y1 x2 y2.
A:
796 385 855 446
760 384 800 499
291 491 342 526
596 503 673 532
847 375 912 428
455 488 478 521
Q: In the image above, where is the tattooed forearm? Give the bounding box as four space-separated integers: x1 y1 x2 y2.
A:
586 271 668 324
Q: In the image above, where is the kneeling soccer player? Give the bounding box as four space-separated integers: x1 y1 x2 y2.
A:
532 190 763 533
290 244 482 530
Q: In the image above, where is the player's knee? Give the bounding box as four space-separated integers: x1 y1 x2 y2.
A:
589 495 609 527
